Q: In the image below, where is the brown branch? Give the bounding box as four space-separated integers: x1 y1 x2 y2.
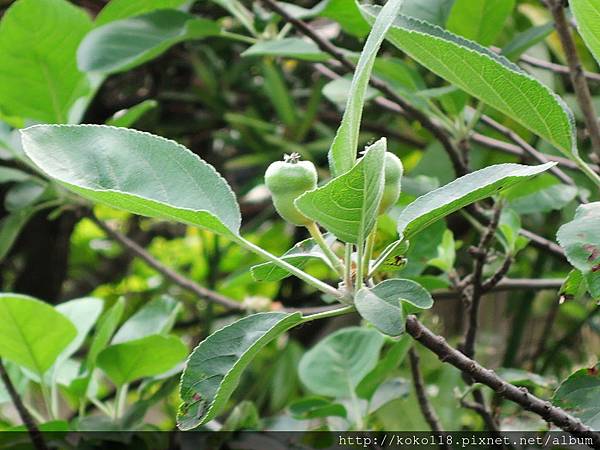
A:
519 228 565 258
0 359 48 450
471 132 590 172
548 0 600 158
87 213 245 311
405 316 600 447
408 348 451 449
519 52 600 83
462 204 503 359
479 113 578 188
480 256 513 294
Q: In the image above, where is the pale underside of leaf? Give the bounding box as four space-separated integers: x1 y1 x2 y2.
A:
396 162 555 240
20 124 241 237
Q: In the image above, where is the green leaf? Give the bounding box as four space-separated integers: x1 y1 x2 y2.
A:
289 397 347 419
75 298 125 398
398 0 454 27
296 139 386 244
96 0 188 25
360 6 577 157
369 378 410 413
328 0 405 176
0 294 76 376
571 0 600 65
21 125 241 237
356 336 411 400
446 0 515 46
178 312 303 430
557 202 600 299
106 99 158 127
355 279 433 336
88 299 125 366
319 0 370 37
5 181 47 212
298 327 384 398
55 297 103 365
323 77 378 108
261 60 298 128
0 0 94 123
504 174 577 215
501 22 554 61
0 167 31 184
97 334 187 386
222 401 260 431
112 296 181 344
396 163 555 240
78 10 221 74
0 209 35 261
428 229 456 272
251 234 336 282
553 364 600 429
242 38 328 62
559 269 587 301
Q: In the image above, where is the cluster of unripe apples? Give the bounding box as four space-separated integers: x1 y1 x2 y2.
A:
265 151 403 227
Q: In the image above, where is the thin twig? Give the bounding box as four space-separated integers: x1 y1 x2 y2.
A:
462 204 503 359
0 359 48 450
478 113 578 188
519 52 600 83
471 132 590 172
489 46 600 83
405 315 600 447
87 212 245 311
548 0 600 158
408 348 451 449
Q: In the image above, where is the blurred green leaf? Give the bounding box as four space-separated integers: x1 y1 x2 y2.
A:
298 327 384 398
112 296 181 344
446 0 515 46
97 334 187 386
96 0 188 25
571 0 600 65
106 100 158 127
0 294 76 376
78 10 220 74
0 0 94 123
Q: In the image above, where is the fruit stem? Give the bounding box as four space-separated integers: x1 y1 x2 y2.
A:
362 230 376 277
234 235 344 299
301 305 355 323
305 222 345 277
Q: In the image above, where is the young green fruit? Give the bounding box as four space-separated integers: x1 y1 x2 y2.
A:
265 153 318 226
379 152 403 214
